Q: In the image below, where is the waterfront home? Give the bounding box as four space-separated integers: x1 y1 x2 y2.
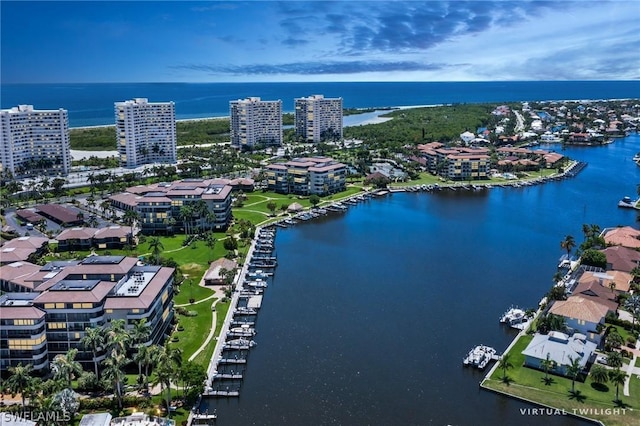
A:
548 296 608 344
0 236 49 265
571 272 620 314
603 226 640 249
522 331 597 377
601 245 640 273
204 258 238 285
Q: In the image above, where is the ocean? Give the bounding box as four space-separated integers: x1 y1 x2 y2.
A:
2 81 639 127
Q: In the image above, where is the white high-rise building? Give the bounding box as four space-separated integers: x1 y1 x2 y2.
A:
115 98 177 168
0 105 71 178
294 95 343 143
230 97 282 149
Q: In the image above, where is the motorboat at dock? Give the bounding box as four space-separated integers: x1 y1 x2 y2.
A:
463 345 498 369
499 306 532 330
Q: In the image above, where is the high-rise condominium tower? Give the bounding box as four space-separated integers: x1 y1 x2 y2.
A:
230 97 282 149
0 105 71 178
115 98 177 168
294 95 343 143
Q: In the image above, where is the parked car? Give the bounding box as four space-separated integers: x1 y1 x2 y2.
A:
596 355 608 365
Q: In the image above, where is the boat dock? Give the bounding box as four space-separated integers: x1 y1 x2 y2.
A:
202 227 276 400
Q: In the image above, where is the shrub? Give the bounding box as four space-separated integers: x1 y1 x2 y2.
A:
77 371 100 392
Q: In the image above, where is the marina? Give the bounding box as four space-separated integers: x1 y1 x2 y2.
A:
200 227 277 401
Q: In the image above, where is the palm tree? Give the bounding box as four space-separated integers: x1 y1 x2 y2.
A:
560 235 576 259
566 355 582 394
205 233 217 258
540 353 554 384
6 363 34 408
81 327 104 378
105 319 130 357
179 205 193 235
130 319 151 379
102 351 130 410
100 200 111 217
608 369 627 402
148 236 164 265
142 344 161 392
153 343 183 417
624 294 640 328
498 353 513 382
590 364 609 387
51 348 83 388
606 351 623 369
123 209 139 227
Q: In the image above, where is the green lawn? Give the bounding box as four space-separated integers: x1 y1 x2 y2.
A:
173 298 215 360
173 282 215 306
483 335 640 426
606 324 636 347
192 299 230 367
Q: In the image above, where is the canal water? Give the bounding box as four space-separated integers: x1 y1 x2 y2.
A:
203 134 639 425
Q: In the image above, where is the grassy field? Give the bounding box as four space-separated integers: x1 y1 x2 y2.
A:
192 299 230 366
173 297 215 360
483 335 640 426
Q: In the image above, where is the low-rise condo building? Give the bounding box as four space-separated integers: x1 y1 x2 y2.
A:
230 97 282 149
109 178 233 235
265 157 346 195
115 98 177 168
294 95 343 143
0 255 175 374
0 105 71 178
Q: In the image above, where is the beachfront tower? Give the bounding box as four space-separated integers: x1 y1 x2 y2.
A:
115 98 177 168
230 97 282 150
0 105 71 178
294 95 343 143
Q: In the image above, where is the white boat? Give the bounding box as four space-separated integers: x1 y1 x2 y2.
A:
633 152 640 162
463 345 497 369
229 324 256 335
499 307 526 324
618 196 636 208
245 279 268 288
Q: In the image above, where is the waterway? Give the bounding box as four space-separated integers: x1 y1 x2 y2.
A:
202 134 639 425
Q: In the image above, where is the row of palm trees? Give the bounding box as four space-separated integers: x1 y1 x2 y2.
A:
5 318 186 415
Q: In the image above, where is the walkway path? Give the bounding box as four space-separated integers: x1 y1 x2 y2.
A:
188 299 220 362
175 293 217 308
622 340 640 397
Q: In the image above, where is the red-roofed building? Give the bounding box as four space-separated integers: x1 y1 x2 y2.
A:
265 157 346 195
109 178 234 235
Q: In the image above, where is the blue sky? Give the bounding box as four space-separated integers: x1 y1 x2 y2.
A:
2 0 638 83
